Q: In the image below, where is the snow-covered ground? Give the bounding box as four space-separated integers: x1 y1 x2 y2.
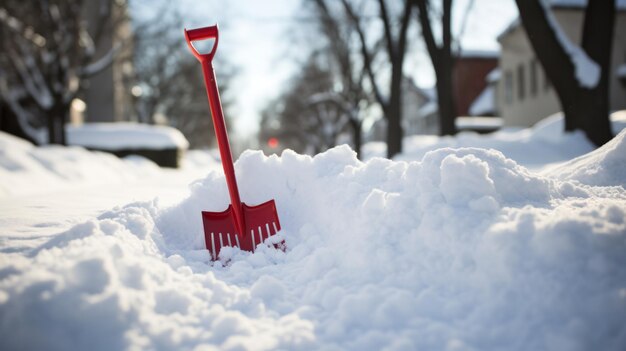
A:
1 115 626 350
364 111 626 171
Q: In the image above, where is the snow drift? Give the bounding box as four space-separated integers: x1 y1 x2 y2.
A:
2 133 626 350
0 131 161 198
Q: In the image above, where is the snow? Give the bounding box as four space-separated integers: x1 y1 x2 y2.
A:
2 114 626 350
456 117 503 131
468 85 495 116
456 49 499 59
547 128 626 187
67 123 190 151
486 68 501 83
364 111 626 171
418 100 438 117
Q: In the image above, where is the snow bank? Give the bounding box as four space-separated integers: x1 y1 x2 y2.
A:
0 131 163 197
368 111 626 171
542 0 600 88
67 123 189 151
2 141 625 350
547 129 626 187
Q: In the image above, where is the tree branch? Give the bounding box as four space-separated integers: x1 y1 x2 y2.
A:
341 0 387 109
377 0 396 60
413 0 440 67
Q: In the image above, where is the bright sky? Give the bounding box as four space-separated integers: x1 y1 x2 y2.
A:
135 0 518 138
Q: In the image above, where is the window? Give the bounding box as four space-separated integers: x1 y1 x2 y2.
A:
517 64 525 101
505 71 513 104
530 59 538 96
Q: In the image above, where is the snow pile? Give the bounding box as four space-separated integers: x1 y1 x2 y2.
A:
0 131 162 197
364 111 626 171
2 140 626 349
67 123 189 151
548 129 626 187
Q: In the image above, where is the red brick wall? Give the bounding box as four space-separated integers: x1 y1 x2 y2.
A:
453 57 498 116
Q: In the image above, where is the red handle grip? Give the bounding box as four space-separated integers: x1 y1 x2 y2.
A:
184 24 219 62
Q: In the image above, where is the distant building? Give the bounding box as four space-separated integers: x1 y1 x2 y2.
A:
453 50 498 116
81 0 135 123
495 1 626 127
399 51 498 137
401 78 439 136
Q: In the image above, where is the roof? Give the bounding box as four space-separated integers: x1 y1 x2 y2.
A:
486 68 501 83
455 49 499 59
468 85 495 116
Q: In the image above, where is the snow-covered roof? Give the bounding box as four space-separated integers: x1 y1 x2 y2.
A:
469 85 495 116
456 49 499 59
455 116 503 130
67 123 189 151
418 87 437 102
486 68 501 83
418 101 438 117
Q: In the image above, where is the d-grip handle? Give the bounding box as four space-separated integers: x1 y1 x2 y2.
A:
184 24 219 62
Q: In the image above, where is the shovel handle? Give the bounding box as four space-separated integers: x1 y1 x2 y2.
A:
184 25 219 62
184 24 246 236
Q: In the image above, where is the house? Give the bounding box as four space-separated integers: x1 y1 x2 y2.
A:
468 68 499 117
401 78 439 136
453 50 498 116
400 51 498 137
495 0 626 127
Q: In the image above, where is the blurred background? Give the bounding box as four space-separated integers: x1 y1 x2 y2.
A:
1 0 625 163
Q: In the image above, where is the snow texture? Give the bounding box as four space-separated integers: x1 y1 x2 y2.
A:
2 118 626 350
364 111 626 171
67 123 190 151
547 128 626 187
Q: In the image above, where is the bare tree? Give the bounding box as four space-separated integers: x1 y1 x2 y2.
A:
259 52 348 154
311 0 370 158
411 0 457 136
341 0 413 158
515 0 614 146
0 0 120 145
131 7 236 149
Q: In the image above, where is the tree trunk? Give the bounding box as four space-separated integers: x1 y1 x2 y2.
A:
436 56 457 135
48 103 69 145
413 0 458 136
578 0 614 145
349 118 362 159
515 0 614 146
387 63 404 158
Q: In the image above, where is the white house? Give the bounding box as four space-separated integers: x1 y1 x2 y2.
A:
401 77 439 136
495 1 626 127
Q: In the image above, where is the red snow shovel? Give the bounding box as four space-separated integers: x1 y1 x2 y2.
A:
184 24 281 260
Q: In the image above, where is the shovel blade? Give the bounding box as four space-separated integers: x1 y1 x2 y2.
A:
202 199 281 260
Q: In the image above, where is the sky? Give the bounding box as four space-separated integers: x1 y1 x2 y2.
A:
133 0 519 138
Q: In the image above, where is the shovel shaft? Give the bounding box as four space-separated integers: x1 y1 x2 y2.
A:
200 59 244 236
